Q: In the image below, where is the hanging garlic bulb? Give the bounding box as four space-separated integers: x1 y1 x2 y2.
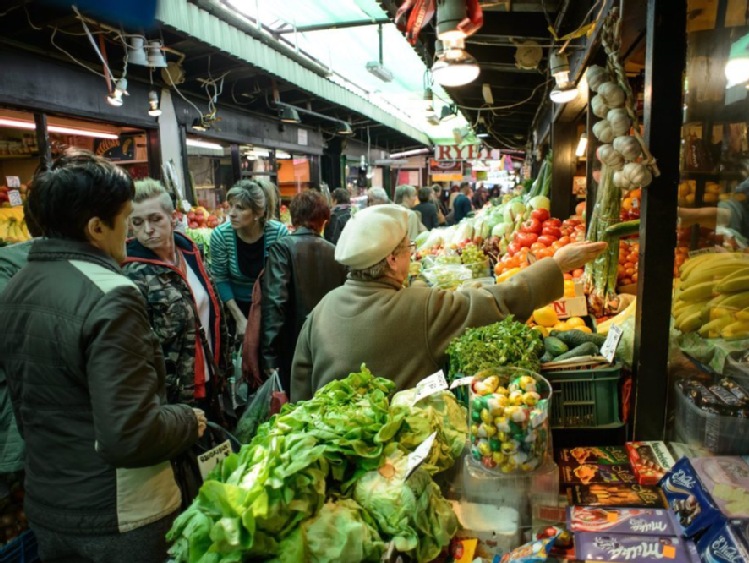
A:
597 82 626 108
613 170 633 189
621 162 653 187
607 108 631 136
597 144 625 170
613 136 642 161
585 65 611 92
591 94 610 118
592 120 615 144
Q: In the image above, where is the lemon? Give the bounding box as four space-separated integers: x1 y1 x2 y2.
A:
566 317 586 328
532 306 559 328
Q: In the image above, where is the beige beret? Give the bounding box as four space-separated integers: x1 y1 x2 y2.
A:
335 204 409 269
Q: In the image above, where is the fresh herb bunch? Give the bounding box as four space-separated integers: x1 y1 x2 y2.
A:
447 316 545 378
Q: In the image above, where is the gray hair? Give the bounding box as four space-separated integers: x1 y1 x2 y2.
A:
367 187 390 206
133 178 173 213
394 184 416 205
348 237 408 281
226 180 275 225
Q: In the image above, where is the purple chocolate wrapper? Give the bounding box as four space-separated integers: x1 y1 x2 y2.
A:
567 506 677 536
575 533 699 562
660 457 723 537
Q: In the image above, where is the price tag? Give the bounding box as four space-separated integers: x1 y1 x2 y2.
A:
412 370 448 405
450 376 473 390
196 439 232 479
405 431 437 478
600 324 623 363
5 176 20 188
8 190 22 207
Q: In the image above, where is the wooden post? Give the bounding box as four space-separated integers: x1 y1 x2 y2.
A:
146 128 162 180
178 124 195 205
33 113 51 172
230 144 241 184
633 0 686 440
551 122 575 220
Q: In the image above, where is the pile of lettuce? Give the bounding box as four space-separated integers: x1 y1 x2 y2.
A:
167 367 466 563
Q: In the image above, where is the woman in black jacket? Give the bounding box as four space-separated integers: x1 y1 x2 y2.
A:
261 190 348 392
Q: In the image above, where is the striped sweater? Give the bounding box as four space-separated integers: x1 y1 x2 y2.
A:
209 220 288 303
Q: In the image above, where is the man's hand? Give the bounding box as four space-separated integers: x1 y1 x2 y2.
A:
235 315 247 336
192 408 207 438
553 241 608 272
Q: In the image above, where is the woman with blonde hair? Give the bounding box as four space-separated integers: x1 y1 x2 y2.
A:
209 180 287 336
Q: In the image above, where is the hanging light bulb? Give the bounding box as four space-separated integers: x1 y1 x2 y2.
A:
147 40 167 68
549 50 571 86
437 0 468 41
549 84 579 104
148 90 162 117
575 133 588 157
127 36 148 66
191 117 208 131
476 123 489 138
725 33 749 86
432 38 480 87
106 78 128 107
279 106 301 123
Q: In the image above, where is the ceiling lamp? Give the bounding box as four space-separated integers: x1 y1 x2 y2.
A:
575 133 588 157
337 122 353 135
437 0 468 41
147 40 167 68
127 37 148 66
725 33 749 86
476 122 489 138
549 49 571 86
280 106 301 123
549 84 579 104
433 39 480 87
148 90 162 117
106 78 128 107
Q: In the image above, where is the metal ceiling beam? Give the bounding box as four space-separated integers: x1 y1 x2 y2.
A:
480 11 554 38
273 18 391 34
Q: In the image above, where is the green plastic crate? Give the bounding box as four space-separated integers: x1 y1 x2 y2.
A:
544 364 622 428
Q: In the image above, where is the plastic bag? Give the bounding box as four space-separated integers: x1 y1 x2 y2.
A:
234 371 287 443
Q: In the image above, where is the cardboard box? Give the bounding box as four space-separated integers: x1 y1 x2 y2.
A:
576 533 699 562
552 295 588 320
568 507 678 536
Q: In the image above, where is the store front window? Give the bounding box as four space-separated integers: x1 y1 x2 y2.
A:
277 152 313 199
668 1 749 454
186 137 233 211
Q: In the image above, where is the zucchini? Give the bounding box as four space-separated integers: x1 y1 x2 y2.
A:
544 336 569 356
605 219 641 238
554 341 600 361
550 329 607 348
540 351 554 363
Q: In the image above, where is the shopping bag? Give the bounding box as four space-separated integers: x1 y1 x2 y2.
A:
172 422 240 510
234 371 288 444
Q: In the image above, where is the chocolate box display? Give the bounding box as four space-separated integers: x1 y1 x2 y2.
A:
697 522 749 563
575 533 699 562
567 507 677 536
560 464 636 485
566 483 667 509
661 456 749 538
625 441 676 485
558 446 629 466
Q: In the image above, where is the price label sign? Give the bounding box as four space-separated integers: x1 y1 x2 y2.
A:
412 370 448 405
600 324 623 363
405 431 437 478
5 176 20 188
450 376 473 390
8 190 22 207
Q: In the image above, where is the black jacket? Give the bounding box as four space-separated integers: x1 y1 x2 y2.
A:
324 204 353 244
0 239 197 535
261 227 348 391
413 202 440 230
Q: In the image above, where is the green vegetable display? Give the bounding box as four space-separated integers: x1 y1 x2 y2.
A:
167 367 462 563
390 390 468 475
447 316 545 380
352 451 458 563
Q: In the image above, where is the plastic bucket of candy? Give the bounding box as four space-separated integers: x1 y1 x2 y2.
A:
468 366 553 474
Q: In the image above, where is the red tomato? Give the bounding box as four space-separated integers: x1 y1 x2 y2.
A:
567 218 582 227
538 248 554 259
558 236 571 245
625 267 636 276
531 241 546 252
632 272 639 282
543 218 562 228
537 235 556 246
560 227 572 237
516 232 538 247
617 265 626 278
531 208 550 222
627 252 639 264
521 218 543 234
542 226 561 238
551 241 563 251
507 241 521 255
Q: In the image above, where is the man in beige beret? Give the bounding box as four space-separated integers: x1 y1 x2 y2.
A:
290 204 606 401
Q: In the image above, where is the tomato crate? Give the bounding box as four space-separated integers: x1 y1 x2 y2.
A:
0 530 39 563
544 364 622 428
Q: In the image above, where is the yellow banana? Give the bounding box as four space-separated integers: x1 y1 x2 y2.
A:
719 292 749 311
721 320 749 340
678 280 717 302
677 311 705 333
699 317 733 338
716 270 749 293
683 262 749 287
680 253 743 279
736 308 749 321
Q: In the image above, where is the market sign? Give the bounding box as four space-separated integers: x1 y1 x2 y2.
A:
433 145 501 161
429 159 463 182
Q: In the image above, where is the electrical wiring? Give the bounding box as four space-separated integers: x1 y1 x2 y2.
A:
50 27 106 79
163 66 206 119
73 7 117 84
452 79 551 113
0 3 23 19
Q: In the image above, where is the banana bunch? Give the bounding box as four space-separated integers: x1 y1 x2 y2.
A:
673 252 749 339
0 217 30 243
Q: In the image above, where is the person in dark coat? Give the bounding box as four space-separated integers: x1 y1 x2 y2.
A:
324 187 353 244
413 186 440 230
454 183 474 223
262 190 348 392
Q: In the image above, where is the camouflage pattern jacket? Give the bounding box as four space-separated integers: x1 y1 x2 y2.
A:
123 233 230 406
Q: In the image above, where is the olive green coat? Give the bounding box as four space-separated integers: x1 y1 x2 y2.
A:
290 257 563 401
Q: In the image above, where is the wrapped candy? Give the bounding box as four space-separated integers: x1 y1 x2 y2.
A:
469 368 552 474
